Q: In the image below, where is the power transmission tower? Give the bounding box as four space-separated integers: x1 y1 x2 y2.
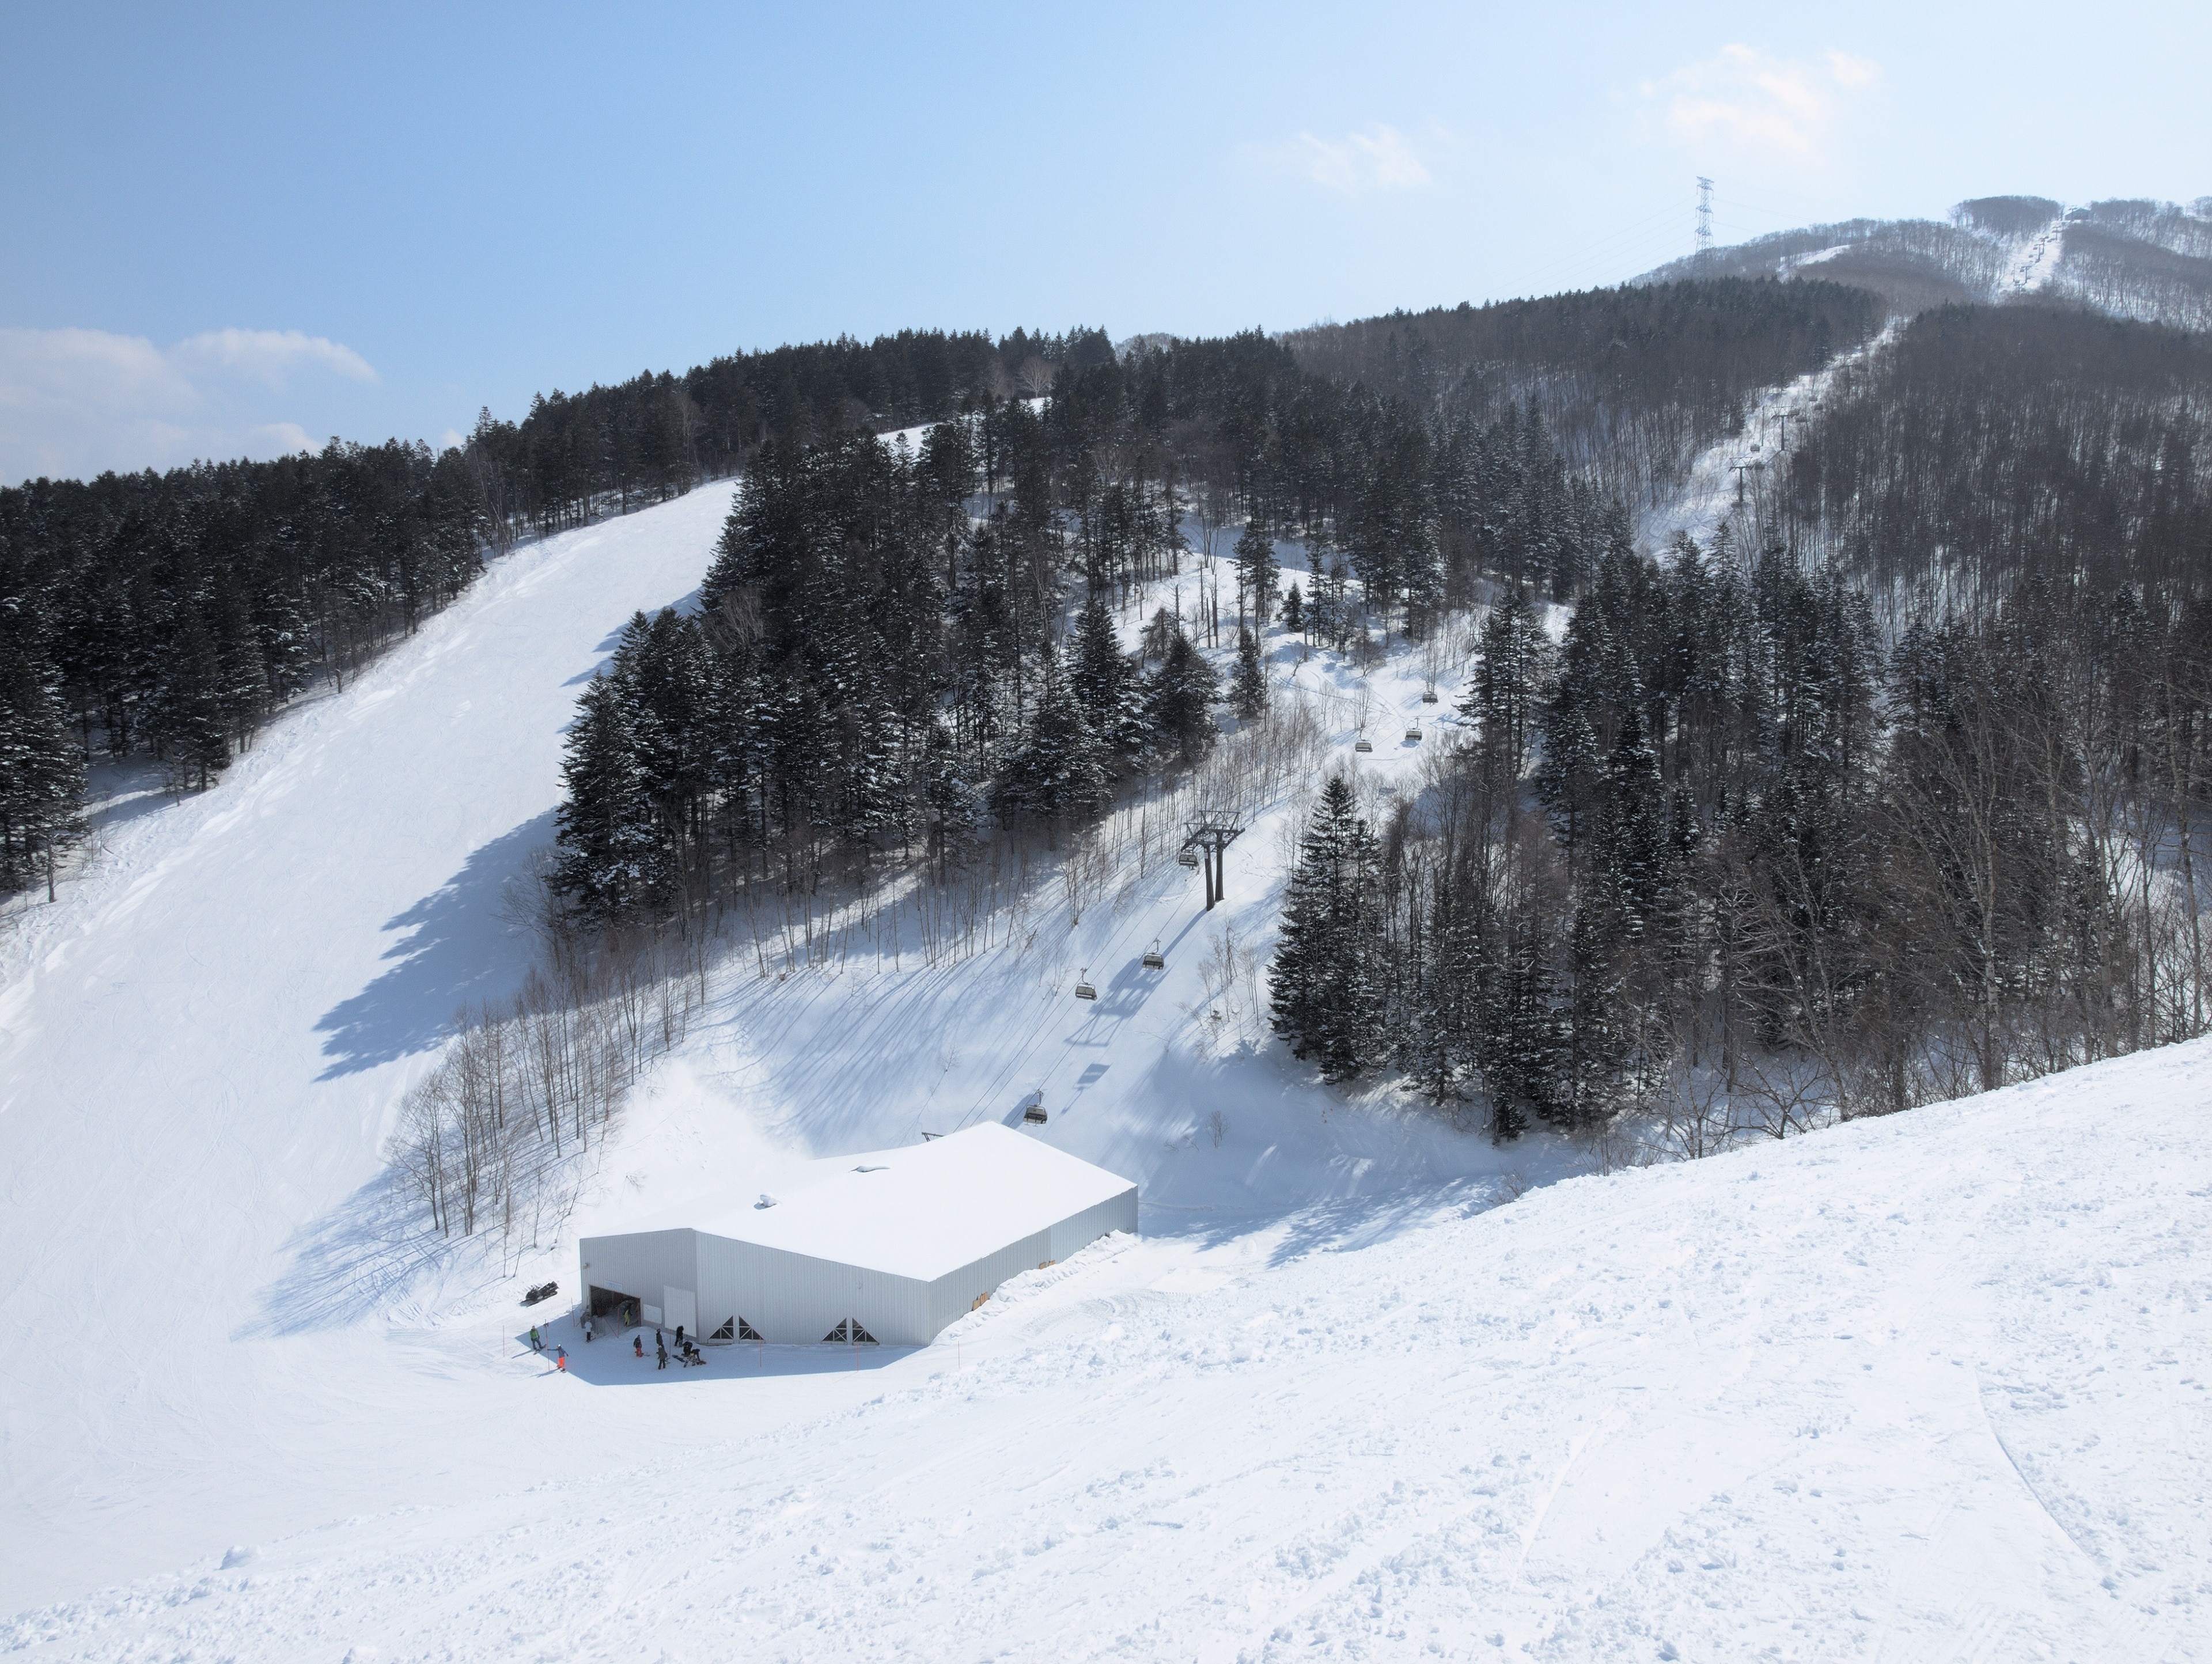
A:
1696 177 1714 260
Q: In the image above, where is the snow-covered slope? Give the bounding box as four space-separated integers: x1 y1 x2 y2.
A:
5 479 2209 1661
0 489 743 1602
0 480 1522 1612
1637 195 2212 332
10 1038 2209 1661
1639 321 1897 552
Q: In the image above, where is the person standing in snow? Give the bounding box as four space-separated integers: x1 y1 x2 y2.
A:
555 1346 567 1373
633 1333 644 1359
583 1317 593 1344
529 1324 541 1352
656 1335 668 1370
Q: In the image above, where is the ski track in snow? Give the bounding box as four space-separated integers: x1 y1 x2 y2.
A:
2 480 2209 1661
1641 321 1899 553
2003 215 2070 298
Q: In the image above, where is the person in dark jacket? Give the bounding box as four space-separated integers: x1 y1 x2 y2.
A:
633 1333 645 1359
656 1335 668 1370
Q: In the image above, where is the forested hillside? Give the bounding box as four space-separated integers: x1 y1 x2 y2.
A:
1280 278 1882 513
0 328 1111 895
523 283 2212 1166
1779 304 2212 602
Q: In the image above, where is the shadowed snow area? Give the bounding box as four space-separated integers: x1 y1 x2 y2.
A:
2 480 2207 1661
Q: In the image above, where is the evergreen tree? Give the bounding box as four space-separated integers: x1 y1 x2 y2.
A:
1281 581 1305 636
147 613 230 792
1069 592 1142 757
1270 775 1382 1080
1463 587 1548 782
552 674 667 920
993 643 1107 829
921 717 981 871
1233 520 1279 631
1145 628 1220 764
1476 920 1559 1142
1230 627 1269 719
0 636 88 900
1406 873 1477 1108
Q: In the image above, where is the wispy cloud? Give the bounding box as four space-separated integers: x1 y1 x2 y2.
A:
1244 124 1434 198
1643 44 1881 157
0 325 377 483
170 328 379 388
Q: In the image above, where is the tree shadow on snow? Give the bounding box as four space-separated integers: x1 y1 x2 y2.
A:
237 1163 456 1338
1238 1180 1511 1268
562 592 706 686
312 812 553 1078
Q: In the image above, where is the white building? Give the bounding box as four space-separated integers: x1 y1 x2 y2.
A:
577 1124 1138 1347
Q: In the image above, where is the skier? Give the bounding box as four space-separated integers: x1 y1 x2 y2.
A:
529 1324 541 1352
656 1335 668 1371
555 1345 567 1373
633 1333 645 1359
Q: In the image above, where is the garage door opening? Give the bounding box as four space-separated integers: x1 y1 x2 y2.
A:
588 1285 642 1328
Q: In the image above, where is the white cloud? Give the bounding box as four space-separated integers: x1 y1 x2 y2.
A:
171 328 379 388
0 325 376 483
1643 44 1883 158
1245 124 1433 198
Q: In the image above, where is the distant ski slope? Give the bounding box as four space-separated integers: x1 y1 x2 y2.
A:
10 1037 2208 1661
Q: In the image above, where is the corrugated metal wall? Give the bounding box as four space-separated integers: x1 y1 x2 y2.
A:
692 1233 932 1345
578 1229 699 1329
1050 1187 1139 1262
924 1228 1055 1337
582 1181 1140 1348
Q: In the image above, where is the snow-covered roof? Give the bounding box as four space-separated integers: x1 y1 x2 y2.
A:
607 1124 1135 1283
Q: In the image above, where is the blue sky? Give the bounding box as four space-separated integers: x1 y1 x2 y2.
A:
3 0 2205 483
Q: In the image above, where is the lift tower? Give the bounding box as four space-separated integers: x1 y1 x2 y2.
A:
1180 809 1246 912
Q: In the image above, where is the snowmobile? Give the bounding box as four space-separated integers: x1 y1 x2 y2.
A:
520 1280 560 1307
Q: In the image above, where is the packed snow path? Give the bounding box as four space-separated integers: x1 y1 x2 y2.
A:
0 486 739 1604
9 1040 2209 1661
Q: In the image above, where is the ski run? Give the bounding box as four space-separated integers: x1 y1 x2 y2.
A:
3 474 2207 1662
